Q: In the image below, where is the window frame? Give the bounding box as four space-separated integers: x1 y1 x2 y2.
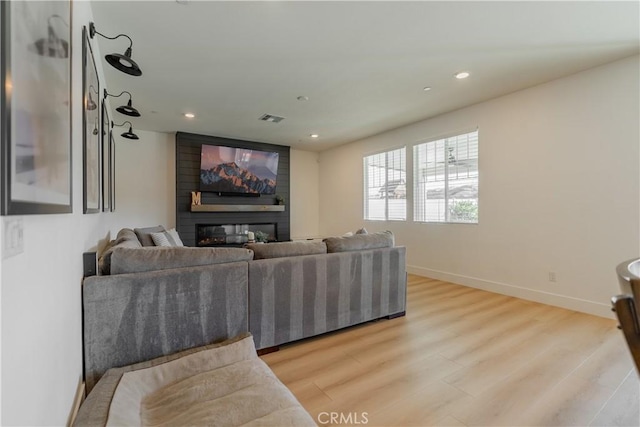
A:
363 146 407 221
413 129 479 224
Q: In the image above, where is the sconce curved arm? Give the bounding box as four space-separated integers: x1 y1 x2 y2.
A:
111 120 133 129
89 23 133 49
104 89 132 101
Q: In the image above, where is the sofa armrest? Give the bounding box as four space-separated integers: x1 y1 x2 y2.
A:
74 333 253 427
82 262 249 393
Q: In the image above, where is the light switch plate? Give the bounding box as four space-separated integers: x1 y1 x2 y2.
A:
2 217 24 259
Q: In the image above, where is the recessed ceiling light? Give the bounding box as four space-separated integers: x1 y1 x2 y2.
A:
310 134 319 138
184 113 195 118
297 96 309 101
455 71 470 79
423 86 432 91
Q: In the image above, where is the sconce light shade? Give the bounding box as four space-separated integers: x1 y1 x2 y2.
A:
111 120 139 140
104 89 141 117
30 15 69 58
89 22 142 76
121 126 140 140
116 99 141 117
105 48 142 77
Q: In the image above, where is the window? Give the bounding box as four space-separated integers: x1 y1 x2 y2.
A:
364 147 406 221
414 130 478 223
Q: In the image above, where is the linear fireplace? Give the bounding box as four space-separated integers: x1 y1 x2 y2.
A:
197 223 277 247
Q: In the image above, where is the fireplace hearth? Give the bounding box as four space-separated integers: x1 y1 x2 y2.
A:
197 223 277 247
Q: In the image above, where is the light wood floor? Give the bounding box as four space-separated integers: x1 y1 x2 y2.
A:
261 274 640 426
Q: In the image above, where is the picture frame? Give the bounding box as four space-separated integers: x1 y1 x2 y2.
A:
0 0 73 215
101 99 110 212
110 130 116 211
82 25 100 214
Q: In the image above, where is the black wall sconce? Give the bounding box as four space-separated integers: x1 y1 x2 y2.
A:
89 22 142 76
112 120 139 140
104 89 141 117
30 14 69 58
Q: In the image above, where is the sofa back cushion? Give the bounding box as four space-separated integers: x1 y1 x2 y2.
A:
110 247 254 275
246 241 327 260
323 230 394 253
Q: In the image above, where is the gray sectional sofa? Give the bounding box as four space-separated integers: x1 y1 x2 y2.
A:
82 227 407 394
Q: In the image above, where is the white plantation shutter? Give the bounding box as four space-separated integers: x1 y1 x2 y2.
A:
414 130 479 223
364 147 406 221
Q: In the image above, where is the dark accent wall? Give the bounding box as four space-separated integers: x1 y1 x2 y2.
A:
176 132 290 247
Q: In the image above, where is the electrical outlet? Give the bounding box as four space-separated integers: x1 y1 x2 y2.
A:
2 217 24 259
548 272 557 283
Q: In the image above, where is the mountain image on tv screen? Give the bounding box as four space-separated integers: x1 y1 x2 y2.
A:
200 144 279 194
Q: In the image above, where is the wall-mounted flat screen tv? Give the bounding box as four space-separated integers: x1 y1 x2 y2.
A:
200 144 279 195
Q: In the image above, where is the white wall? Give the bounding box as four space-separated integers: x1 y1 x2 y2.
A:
319 56 640 318
0 4 178 425
290 149 320 239
109 130 176 233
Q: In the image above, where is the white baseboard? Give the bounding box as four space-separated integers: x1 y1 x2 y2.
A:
407 265 615 319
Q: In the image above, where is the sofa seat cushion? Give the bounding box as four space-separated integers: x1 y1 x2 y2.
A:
110 247 254 275
247 241 327 260
74 334 315 427
323 230 395 253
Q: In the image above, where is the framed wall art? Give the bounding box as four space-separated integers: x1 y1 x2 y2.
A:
101 99 110 212
0 0 73 215
110 130 116 211
82 25 100 214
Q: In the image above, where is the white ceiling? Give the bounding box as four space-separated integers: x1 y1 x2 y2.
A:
90 1 639 151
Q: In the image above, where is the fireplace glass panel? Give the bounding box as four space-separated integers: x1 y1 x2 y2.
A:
196 223 277 247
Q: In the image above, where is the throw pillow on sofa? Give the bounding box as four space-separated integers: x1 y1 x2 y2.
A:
98 229 143 275
115 228 140 243
134 225 166 247
151 228 184 247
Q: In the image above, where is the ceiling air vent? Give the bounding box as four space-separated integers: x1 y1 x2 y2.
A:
259 114 285 123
